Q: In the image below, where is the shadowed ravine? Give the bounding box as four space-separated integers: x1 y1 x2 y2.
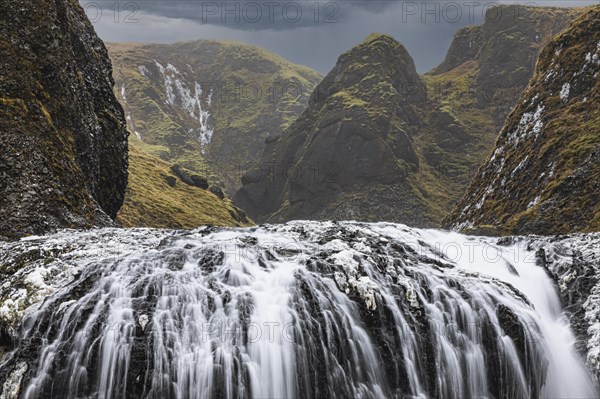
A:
0 222 597 398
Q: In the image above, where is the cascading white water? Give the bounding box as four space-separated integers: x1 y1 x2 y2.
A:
405 228 598 398
0 221 597 398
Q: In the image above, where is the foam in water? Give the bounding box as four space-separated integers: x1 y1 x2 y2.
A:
0 221 597 398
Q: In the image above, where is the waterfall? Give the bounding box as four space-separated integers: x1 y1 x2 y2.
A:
0 221 597 398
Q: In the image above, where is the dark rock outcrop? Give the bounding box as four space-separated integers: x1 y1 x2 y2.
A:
446 6 600 235
236 6 582 227
524 233 600 379
0 0 129 238
235 34 466 226
171 164 209 189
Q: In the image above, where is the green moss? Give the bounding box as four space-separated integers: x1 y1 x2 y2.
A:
108 40 322 194
117 145 253 229
445 5 600 234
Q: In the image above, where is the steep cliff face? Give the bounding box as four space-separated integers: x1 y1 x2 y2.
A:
236 6 582 226
235 34 470 226
0 0 129 238
108 41 321 195
424 5 580 180
446 6 600 235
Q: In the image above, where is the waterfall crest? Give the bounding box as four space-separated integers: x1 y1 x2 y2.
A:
0 222 597 398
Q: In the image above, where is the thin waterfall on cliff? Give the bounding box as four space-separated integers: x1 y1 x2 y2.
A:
0 221 597 398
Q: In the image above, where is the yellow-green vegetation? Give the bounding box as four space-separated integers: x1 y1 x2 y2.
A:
117 145 252 229
0 97 28 113
235 6 586 228
108 40 321 194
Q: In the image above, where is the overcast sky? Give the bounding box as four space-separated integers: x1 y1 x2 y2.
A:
83 1 599 74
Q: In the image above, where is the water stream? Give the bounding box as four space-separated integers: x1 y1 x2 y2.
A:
0 221 597 398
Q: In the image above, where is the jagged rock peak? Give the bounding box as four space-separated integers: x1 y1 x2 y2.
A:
235 33 451 226
311 33 425 107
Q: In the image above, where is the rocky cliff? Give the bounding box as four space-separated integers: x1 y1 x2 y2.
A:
446 6 600 235
0 0 129 239
235 34 457 225
423 5 580 189
236 6 582 226
108 41 321 195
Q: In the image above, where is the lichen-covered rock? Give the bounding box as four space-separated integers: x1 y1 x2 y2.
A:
446 6 600 235
0 228 167 357
423 6 580 222
0 0 129 239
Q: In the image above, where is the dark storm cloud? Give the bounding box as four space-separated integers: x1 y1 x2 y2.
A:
82 1 600 74
83 1 396 30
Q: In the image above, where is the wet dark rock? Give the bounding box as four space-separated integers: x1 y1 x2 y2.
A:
0 0 129 238
2 222 592 397
170 164 209 189
209 185 225 200
165 176 177 187
446 6 600 235
528 234 600 379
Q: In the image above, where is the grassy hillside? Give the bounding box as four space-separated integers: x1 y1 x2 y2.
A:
423 5 582 189
108 40 321 195
117 145 251 228
235 6 583 227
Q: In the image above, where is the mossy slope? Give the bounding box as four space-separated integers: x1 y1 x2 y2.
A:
423 5 582 190
446 6 600 235
235 6 583 227
107 41 321 195
235 34 469 226
117 146 251 228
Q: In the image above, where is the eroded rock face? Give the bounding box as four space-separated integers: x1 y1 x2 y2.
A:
0 0 129 239
446 6 600 235
431 5 579 126
235 34 462 226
